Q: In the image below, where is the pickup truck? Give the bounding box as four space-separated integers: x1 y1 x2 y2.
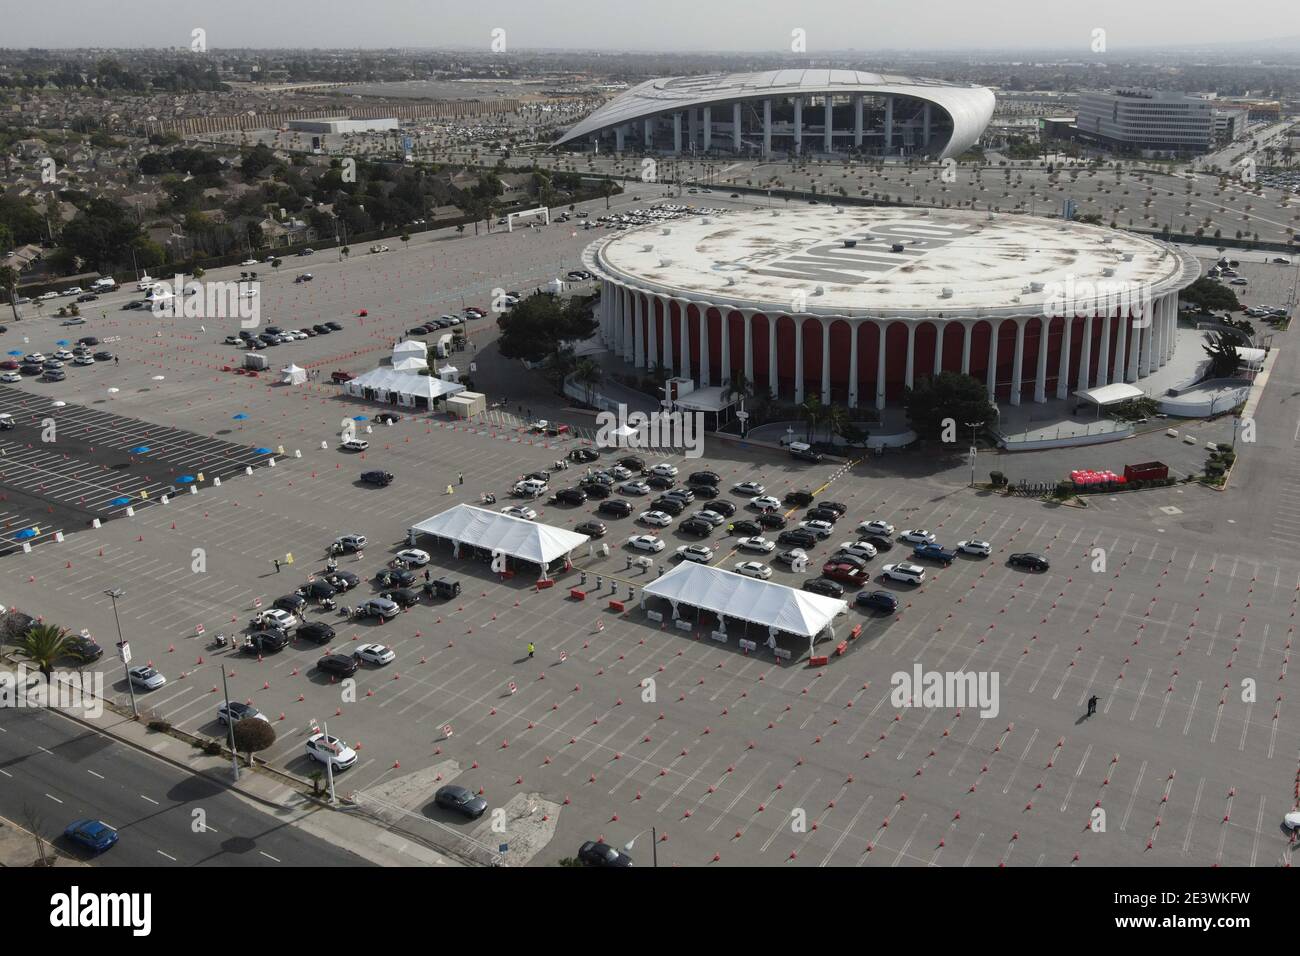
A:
913 542 957 565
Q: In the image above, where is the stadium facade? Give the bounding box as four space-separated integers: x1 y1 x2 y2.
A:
554 70 996 160
582 207 1200 409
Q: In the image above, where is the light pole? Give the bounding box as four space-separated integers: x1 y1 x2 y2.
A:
964 421 984 486
623 826 658 867
219 663 240 781
104 588 136 718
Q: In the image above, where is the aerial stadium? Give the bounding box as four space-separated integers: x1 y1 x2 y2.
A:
582 206 1202 410
553 69 996 159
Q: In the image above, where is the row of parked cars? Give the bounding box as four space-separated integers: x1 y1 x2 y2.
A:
225 321 343 349
1 339 111 382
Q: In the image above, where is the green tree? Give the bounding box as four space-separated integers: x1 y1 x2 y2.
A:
0 265 20 322
497 293 599 364
902 372 997 441
230 716 276 768
572 358 604 404
798 394 823 442
13 624 79 678
1202 332 1242 378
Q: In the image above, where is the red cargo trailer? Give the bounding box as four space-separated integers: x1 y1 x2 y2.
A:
1124 461 1168 482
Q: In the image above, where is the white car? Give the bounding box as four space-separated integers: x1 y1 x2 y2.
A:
253 608 297 631
611 465 633 480
501 505 537 521
838 540 878 559
61 286 82 296
128 665 166 690
900 529 936 545
638 510 673 527
881 563 926 584
800 519 835 538
73 354 95 366
217 701 269 724
354 643 396 665
305 733 357 769
957 539 992 557
0 371 19 383
689 510 726 527
628 534 665 553
649 463 678 478
53 349 73 361
733 481 765 496
858 520 895 537
394 548 430 567
776 547 808 565
224 335 242 345
676 544 714 563
737 535 775 553
751 495 782 511
528 420 550 432
733 560 773 579
619 480 650 496
513 479 548 497
38 291 60 300
340 439 369 452
241 259 259 266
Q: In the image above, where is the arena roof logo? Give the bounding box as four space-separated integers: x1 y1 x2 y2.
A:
747 218 977 285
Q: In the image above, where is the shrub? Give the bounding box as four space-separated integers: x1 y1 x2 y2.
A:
989 471 1008 487
147 719 171 732
203 740 223 755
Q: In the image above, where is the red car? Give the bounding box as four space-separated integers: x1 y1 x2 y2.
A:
822 561 869 586
331 371 354 383
0 360 18 370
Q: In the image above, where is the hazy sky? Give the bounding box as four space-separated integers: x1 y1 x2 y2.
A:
0 0 1295 52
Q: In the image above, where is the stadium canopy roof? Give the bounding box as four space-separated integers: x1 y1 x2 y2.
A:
1073 383 1144 406
409 504 589 567
554 69 996 159
642 562 846 639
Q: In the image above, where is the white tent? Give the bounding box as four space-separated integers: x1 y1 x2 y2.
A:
642 562 846 639
280 364 307 385
393 339 427 361
342 367 465 407
409 504 590 568
392 356 428 372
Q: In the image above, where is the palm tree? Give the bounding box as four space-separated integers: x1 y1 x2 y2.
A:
572 358 604 405
722 370 752 404
798 394 823 443
822 403 847 444
13 623 77 678
601 179 617 210
0 265 20 323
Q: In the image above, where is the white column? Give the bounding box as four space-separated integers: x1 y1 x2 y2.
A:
613 284 624 354
633 293 645 368
768 316 778 398
602 281 612 343
1033 316 1049 403
876 322 888 411
763 99 772 157
646 294 659 370
1077 314 1094 391
848 320 859 408
986 323 998 400
1009 318 1025 406
961 322 972 374
703 106 712 152
1096 314 1111 387
933 323 944 376
824 97 833 153
719 312 731 384
1135 309 1150 378
904 322 916 389
1126 313 1142 382
679 303 691 380
853 95 863 148
743 311 754 384
1154 297 1166 369
1113 312 1128 383
661 297 674 373
698 306 711 387
1056 316 1073 400
1168 297 1178 362
624 288 635 363
793 97 803 155
821 318 832 403
794 316 805 402
733 103 742 153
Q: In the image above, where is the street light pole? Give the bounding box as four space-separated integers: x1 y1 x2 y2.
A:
104 588 136 718
219 663 240 781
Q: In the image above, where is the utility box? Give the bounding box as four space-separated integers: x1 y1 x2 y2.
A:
1124 461 1168 482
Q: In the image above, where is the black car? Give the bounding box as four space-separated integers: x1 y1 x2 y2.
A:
63 635 104 663
407 326 428 335
618 456 645 472
679 518 713 537
1008 552 1050 572
77 293 98 302
863 535 894 553
258 333 279 346
376 568 417 588
819 501 848 516
651 497 685 516
806 507 840 524
243 631 291 654
434 784 488 819
122 300 144 310
579 472 612 487
577 840 633 867
598 499 633 518
298 621 337 644
313 324 332 334
728 519 762 536
274 594 307 615
646 474 676 490
360 470 394 486
572 520 606 539
703 499 737 518
379 587 420 608
779 529 818 548
804 578 845 599
317 653 358 677
688 471 721 486
784 490 816 507
325 321 343 331
792 448 824 463
554 488 588 506
583 482 611 499
77 336 100 347
325 570 359 591
856 590 899 613
757 512 787 530
691 485 720 501
569 448 600 464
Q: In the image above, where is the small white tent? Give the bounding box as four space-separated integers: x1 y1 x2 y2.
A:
281 364 307 386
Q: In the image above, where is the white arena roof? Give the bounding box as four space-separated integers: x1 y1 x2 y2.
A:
555 69 995 159
642 562 846 640
588 206 1201 320
409 504 589 567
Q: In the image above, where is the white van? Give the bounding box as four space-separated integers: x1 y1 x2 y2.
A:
136 275 157 292
91 277 117 291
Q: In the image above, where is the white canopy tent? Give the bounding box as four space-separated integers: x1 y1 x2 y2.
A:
1073 382 1144 419
642 562 846 650
408 504 590 571
342 367 465 408
280 364 307 385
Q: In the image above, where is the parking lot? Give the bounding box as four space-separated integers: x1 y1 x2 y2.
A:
1 198 1297 868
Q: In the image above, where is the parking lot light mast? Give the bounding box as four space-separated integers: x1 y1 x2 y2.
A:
218 664 241 781
104 588 136 718
965 422 984 486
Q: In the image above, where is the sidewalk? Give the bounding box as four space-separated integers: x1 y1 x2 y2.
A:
0 814 85 868
55 702 463 868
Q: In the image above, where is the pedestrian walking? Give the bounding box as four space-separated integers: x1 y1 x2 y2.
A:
527 642 535 659
274 558 281 573
1086 695 1099 717
114 356 119 365
424 569 431 582
458 472 464 486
